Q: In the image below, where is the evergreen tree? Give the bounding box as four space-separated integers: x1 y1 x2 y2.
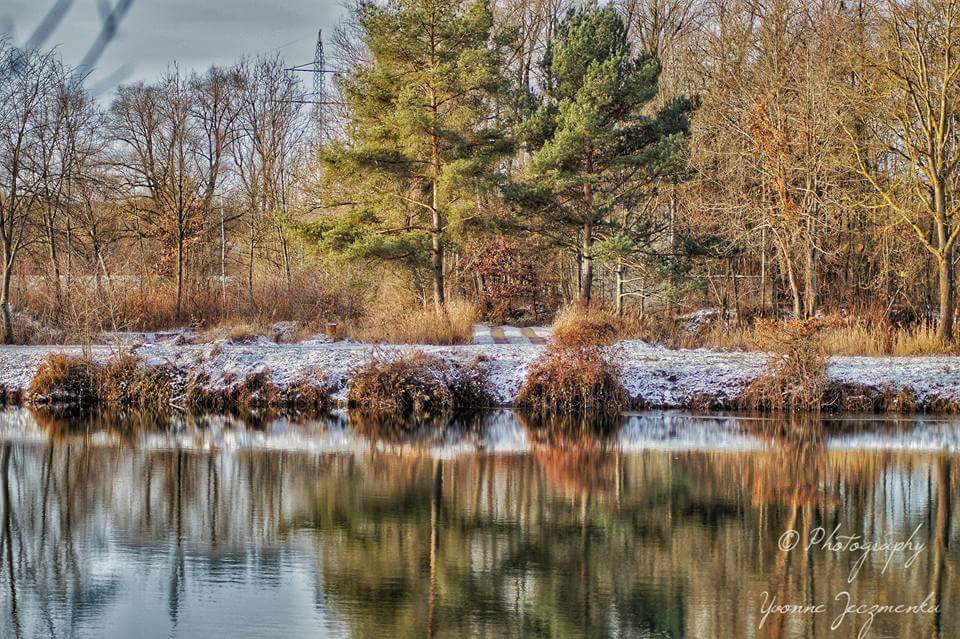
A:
313 0 508 310
519 4 692 304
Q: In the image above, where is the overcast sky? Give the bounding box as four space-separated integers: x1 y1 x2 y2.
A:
2 0 345 95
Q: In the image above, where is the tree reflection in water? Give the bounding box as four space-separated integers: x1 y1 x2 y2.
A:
0 408 955 638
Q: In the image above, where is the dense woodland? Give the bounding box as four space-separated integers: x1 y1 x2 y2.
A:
3 0 960 344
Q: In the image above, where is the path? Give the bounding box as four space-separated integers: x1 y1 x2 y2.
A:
472 324 551 345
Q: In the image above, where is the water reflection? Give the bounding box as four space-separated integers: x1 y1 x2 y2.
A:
0 409 957 637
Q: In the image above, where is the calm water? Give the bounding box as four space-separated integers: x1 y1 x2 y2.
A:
0 408 958 638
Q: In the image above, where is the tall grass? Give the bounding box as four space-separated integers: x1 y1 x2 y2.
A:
552 304 624 347
664 313 960 356
13 269 365 343
346 300 476 345
550 303 660 347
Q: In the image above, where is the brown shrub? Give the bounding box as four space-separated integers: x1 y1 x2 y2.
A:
98 355 173 408
347 352 490 414
29 353 172 409
738 319 833 410
516 344 628 416
28 354 100 405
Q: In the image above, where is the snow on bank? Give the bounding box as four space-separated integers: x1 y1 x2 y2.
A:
1 339 960 408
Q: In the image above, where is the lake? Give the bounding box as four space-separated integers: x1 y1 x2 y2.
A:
0 408 957 638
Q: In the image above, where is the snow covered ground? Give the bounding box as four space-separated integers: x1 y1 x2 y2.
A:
1 337 960 408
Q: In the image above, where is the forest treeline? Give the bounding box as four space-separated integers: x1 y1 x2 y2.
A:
3 0 960 344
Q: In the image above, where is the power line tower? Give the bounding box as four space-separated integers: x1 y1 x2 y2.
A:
313 29 325 132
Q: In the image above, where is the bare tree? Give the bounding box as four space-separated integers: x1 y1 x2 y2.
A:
0 43 66 342
849 0 960 339
111 66 238 321
232 55 307 309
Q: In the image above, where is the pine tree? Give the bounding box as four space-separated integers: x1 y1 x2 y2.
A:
314 0 508 310
520 5 692 304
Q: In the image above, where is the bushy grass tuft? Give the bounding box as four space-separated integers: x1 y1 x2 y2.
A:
551 304 625 348
29 354 101 406
99 355 173 408
348 352 490 414
29 353 172 409
516 344 628 416
738 319 832 410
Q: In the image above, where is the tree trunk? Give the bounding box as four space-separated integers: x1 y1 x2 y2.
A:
431 207 445 312
579 218 594 304
66 216 73 302
46 214 62 310
778 243 802 318
277 224 292 284
247 218 256 312
803 240 817 319
0 261 14 345
579 175 595 305
759 228 767 317
220 206 227 314
615 258 625 315
428 76 445 312
937 252 954 341
175 229 185 323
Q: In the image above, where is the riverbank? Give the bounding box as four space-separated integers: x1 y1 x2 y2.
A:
2 338 960 411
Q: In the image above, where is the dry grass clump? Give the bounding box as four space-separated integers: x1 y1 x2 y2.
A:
222 324 266 343
519 302 632 417
347 352 490 414
516 344 628 416
739 319 832 410
346 300 476 345
98 355 173 408
552 304 624 347
28 353 172 409
29 354 101 406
